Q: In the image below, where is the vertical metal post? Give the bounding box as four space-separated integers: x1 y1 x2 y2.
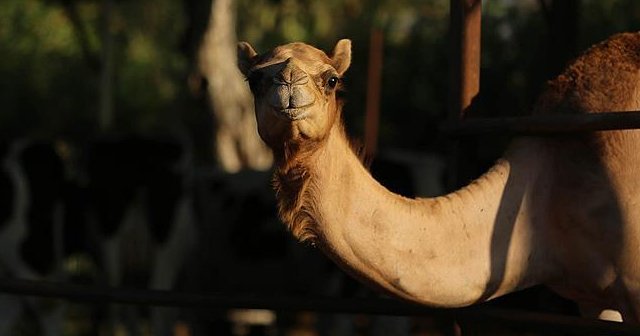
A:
448 0 482 189
450 0 482 119
447 1 482 332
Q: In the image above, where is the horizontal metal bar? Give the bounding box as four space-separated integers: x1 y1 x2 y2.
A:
0 278 639 335
441 111 640 136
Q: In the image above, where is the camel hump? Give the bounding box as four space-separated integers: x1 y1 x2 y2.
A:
534 32 640 115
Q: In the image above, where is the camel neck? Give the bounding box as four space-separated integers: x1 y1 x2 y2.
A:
276 126 554 307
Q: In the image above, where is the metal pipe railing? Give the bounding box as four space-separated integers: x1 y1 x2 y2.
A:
1 278 639 335
441 111 640 136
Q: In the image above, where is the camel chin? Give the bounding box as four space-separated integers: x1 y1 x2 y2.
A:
255 106 325 146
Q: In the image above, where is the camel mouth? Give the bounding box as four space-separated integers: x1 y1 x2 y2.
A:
275 107 311 121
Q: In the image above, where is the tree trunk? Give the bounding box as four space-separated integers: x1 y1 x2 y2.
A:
198 0 272 172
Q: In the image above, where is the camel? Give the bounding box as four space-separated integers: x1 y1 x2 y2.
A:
237 33 640 323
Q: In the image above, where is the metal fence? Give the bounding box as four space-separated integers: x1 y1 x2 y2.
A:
0 278 639 335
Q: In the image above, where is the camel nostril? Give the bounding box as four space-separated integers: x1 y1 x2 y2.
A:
274 63 309 85
273 74 309 86
291 72 309 85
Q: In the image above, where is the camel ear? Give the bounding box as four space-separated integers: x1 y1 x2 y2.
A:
238 41 258 77
331 39 351 76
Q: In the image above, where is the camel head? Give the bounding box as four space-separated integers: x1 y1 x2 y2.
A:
238 40 351 151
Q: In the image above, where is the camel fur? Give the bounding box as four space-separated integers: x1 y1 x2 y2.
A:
238 33 640 322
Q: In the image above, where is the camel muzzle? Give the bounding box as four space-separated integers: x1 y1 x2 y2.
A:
268 82 316 120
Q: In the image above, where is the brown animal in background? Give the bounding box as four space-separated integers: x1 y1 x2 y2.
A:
238 33 640 322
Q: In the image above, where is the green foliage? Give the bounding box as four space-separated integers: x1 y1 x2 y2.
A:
2 0 640 150
0 0 91 139
0 0 188 140
114 0 188 133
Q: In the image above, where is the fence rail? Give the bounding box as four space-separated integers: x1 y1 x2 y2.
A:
1 278 640 335
441 111 640 136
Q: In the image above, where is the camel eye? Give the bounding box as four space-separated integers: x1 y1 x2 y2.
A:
327 76 339 89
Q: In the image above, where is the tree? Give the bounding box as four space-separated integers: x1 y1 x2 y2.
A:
199 0 272 172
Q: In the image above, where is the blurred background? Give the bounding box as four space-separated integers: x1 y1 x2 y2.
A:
0 0 639 335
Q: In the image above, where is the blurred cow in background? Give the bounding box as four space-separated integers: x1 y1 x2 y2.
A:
0 137 196 335
0 137 453 336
